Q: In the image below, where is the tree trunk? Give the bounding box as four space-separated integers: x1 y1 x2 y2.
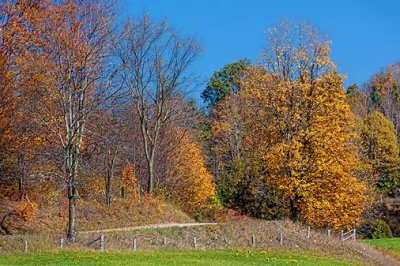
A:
66 144 79 243
67 180 77 242
105 167 112 207
290 198 300 222
105 151 115 207
147 157 154 195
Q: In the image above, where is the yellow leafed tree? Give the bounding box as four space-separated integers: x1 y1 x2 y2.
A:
166 133 216 216
239 20 369 230
361 111 400 194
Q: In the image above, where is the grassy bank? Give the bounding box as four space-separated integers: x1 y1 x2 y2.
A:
362 238 400 260
0 250 365 266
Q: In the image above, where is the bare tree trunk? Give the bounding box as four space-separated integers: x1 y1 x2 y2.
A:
105 173 112 207
67 179 77 242
105 150 115 207
66 144 79 243
146 155 154 194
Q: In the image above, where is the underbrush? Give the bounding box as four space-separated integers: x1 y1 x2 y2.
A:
0 178 192 235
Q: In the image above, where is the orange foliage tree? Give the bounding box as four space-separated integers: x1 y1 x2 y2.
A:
0 0 49 200
19 0 118 242
121 162 138 197
239 20 368 229
166 133 216 217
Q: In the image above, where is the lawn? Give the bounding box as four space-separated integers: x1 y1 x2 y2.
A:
0 250 362 266
362 238 400 260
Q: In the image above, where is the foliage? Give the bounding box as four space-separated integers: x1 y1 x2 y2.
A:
165 133 216 218
209 92 289 220
241 66 368 229
121 163 137 185
346 84 368 118
201 59 250 109
237 20 369 230
366 64 400 143
371 219 393 239
360 111 400 194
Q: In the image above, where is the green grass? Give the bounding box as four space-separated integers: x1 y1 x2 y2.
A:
0 250 361 266
362 238 400 260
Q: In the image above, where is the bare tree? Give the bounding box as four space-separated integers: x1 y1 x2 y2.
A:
28 0 119 242
117 14 201 195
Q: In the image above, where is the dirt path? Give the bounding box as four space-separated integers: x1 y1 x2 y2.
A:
82 222 218 234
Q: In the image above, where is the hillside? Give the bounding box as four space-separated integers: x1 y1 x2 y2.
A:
1 220 399 266
0 196 192 235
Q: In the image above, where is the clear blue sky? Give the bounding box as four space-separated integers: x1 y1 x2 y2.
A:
119 0 400 101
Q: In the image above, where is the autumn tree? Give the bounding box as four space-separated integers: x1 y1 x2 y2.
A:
239 20 368 229
201 60 256 213
165 132 216 217
365 64 400 141
361 111 400 194
24 0 118 242
87 110 126 207
117 14 201 195
121 162 138 198
346 84 368 119
0 0 49 201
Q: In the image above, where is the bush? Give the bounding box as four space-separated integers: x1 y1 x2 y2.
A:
371 219 393 239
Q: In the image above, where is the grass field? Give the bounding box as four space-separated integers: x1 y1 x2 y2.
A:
362 238 400 260
0 250 363 266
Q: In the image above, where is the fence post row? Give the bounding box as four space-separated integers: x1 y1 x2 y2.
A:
19 226 360 253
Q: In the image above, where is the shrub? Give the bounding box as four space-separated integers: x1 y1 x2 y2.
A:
371 219 393 239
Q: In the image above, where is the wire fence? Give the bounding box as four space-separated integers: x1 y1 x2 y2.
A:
5 223 358 253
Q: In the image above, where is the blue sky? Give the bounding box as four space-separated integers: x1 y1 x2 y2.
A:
119 0 400 101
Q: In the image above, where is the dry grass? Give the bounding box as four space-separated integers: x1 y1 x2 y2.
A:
1 220 398 266
0 196 192 235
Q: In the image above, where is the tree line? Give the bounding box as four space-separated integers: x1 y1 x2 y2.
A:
0 0 215 242
1 1 399 241
202 20 400 234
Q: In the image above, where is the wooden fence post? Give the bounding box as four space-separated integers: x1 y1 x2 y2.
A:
193 237 197 248
352 229 356 241
24 240 28 253
340 230 344 241
327 229 331 238
132 238 137 251
279 233 283 246
224 237 228 247
59 238 64 249
251 234 256 248
306 226 311 239
163 237 167 247
100 235 104 251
